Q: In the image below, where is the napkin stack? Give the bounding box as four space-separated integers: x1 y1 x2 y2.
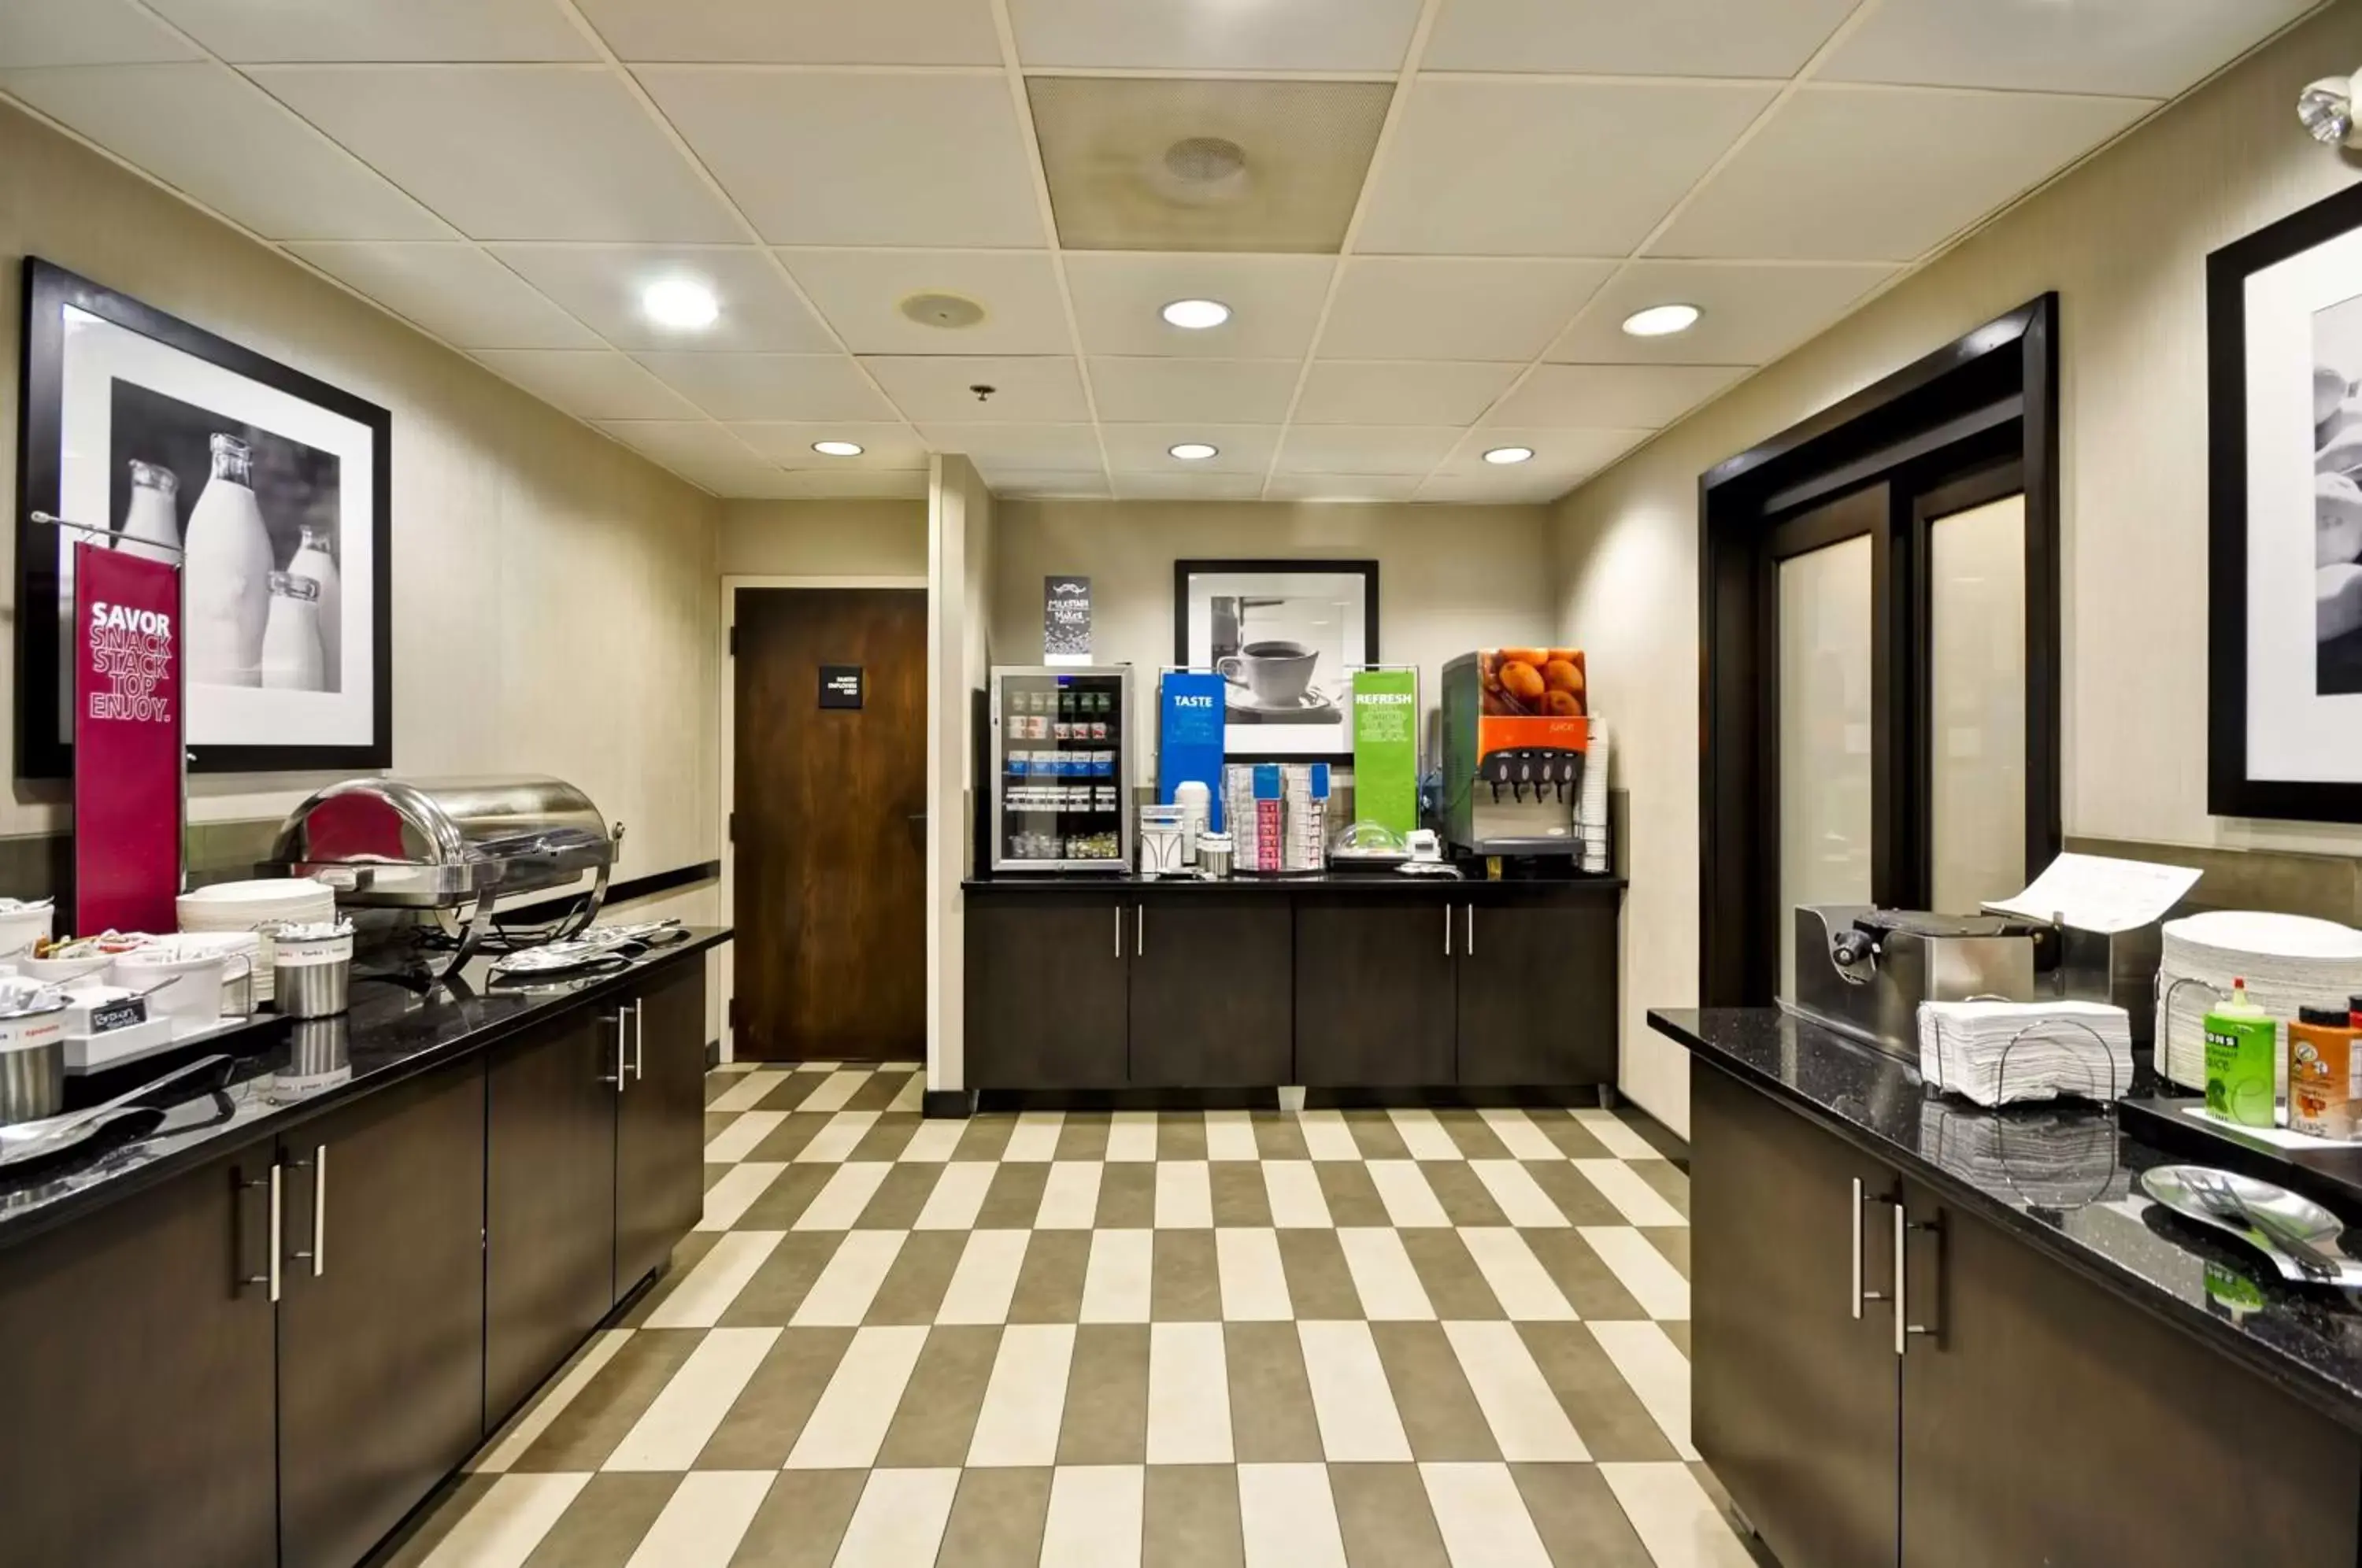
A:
1917 999 2134 1107
1574 718 1612 874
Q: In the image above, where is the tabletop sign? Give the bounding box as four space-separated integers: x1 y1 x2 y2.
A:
819 664 864 709
1044 575 1091 666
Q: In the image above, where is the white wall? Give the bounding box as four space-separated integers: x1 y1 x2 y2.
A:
720 499 927 578
1551 2 2362 1137
927 456 992 1093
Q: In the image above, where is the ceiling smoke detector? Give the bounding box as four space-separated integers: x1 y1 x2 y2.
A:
898 291 987 329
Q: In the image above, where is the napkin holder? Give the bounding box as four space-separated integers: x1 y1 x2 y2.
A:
1794 904 2047 1060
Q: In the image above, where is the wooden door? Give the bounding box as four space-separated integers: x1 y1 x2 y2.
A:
1693 1064 1900 1568
617 958 709 1298
1129 896 1292 1088
277 1060 487 1568
487 1007 619 1428
734 586 927 1060
964 893 1129 1089
0 1138 279 1568
1294 893 1455 1085
1453 888 1620 1086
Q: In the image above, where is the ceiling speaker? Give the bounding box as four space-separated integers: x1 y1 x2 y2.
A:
898 292 987 329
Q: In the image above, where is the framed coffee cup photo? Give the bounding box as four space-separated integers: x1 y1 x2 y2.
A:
1174 559 1378 761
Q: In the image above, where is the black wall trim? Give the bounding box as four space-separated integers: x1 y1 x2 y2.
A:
494 860 720 926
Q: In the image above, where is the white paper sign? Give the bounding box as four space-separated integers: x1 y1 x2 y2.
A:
1984 852 2203 934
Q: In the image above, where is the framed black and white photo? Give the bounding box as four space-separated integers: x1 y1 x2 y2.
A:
16 258 391 777
1173 559 1378 760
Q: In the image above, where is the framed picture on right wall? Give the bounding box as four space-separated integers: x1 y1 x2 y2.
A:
2211 179 2362 821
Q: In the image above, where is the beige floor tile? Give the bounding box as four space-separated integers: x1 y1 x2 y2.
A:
1298 1320 1412 1463
1215 1228 1293 1322
791 1161 892 1230
898 1119 967 1163
795 1070 866 1115
476 1330 632 1473
1478 1108 1566 1161
1249 1112 1311 1161
1662 1319 1693 1359
1296 1109 1363 1161
1144 1463 1245 1568
938 1230 1032 1325
1329 1463 1453 1568
1081 1228 1155 1322
863 1230 968 1325
619 1471 771 1566
1371 1322 1498 1463
419 1473 588 1568
1596 1462 1758 1567
695 1326 856 1470
1340 1110 1412 1160
1575 1108 1661 1160
1575 1159 1688 1228
1146 1321 1233 1464
1630 1158 1691 1218
846 1073 914 1114
1642 1226 1691 1279
875 1324 1002 1467
1512 1463 1657 1567
1421 1161 1512 1227
708 1071 786 1114
939 1467 1057 1568
1057 1324 1152 1465
604 1326 779 1471
733 1165 838 1230
1036 1160 1105 1229
1098 1161 1159 1227
1443 1320 1589 1462
1387 1108 1464 1161
1338 1227 1437 1321
1580 1226 1691 1320
1470 1160 1575 1228
1204 1109 1261 1162
1275 1229 1364 1321
1457 1229 1575 1322
745 1113 829 1164
513 1332 705 1471
615 1232 720 1329
783 1325 928 1470
951 1115 1017 1162
696 1163 786 1232
1225 1321 1326 1464
831 1468 961 1567
846 1162 939 1230
1521 1161 1627 1226
794 1111 880 1164
1401 1230 1507 1321
1156 1159 1215 1228
1588 1320 1697 1459
1106 1109 1160 1161
1009 1230 1093 1322
1528 1110 1615 1160
704 1111 784 1164
713 1233 850 1328
1433 1109 1513 1161
1261 1160 1332 1228
885 1073 924 1114
1522 1230 1647 1321
1515 1322 1678 1463
1041 1464 1145 1568
724 1470 865 1568
1420 1462 1553 1568
1313 1160 1391 1226
968 1322 1077 1467
516 1474 675 1568
1366 1160 1453 1228
915 1160 998 1230
790 1231 905 1326
1238 1462 1348 1568
1003 1110 1065 1161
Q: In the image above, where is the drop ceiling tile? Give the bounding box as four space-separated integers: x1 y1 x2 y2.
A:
738 469 932 499
1547 261 1896 365
1100 424 1279 475
1294 361 1520 426
1063 253 1335 359
863 356 1089 423
1111 472 1268 501
729 423 930 470
641 68 1042 247
1820 0 2315 98
1010 0 1422 71
916 422 1104 472
0 0 198 67
1087 358 1300 423
1431 424 1651 483
1357 79 1776 257
1273 426 1462 476
1319 258 1614 362
145 0 595 61
473 349 705 419
988 471 1113 498
1423 0 1858 77
286 242 600 349
577 0 1001 64
780 250 1073 356
1264 474 1424 502
486 244 835 353
1487 363 1746 427
252 65 742 242
1416 469 1580 505
1651 85 2151 262
632 352 896 420
596 419 783 492
0 64 450 240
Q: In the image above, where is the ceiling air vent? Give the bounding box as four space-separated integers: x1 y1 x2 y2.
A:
898 292 987 329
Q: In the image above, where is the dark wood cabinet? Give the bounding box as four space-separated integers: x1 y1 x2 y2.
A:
276 1059 487 1568
1128 896 1292 1087
1454 889 1619 1086
617 958 709 1300
1294 894 1456 1086
0 1138 280 1568
487 1008 620 1427
965 892 1129 1088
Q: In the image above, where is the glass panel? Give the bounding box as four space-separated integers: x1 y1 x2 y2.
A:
998 671 1126 864
1928 494 2027 915
1779 535 1875 1000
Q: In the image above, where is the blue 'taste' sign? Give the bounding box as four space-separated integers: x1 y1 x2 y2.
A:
1158 671 1226 832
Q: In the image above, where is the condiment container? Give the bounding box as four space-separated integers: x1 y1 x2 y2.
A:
272 923 354 1019
2204 976 2278 1128
1197 830 1234 880
2287 1004 2362 1140
0 988 69 1124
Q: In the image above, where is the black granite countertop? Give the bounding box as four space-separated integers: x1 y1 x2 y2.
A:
0 929 731 1254
966 871 1626 894
1653 1007 2362 1436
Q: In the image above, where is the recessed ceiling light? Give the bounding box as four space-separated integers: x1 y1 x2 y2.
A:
1168 442 1219 461
642 278 718 330
812 440 864 457
1483 446 1535 465
1622 303 1701 338
1161 298 1231 330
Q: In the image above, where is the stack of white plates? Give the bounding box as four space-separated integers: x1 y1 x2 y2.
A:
2157 910 2362 1093
178 879 335 1004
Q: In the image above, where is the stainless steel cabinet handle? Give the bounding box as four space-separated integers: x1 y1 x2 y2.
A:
1113 906 1122 959
237 1167 276 1297
1135 903 1146 956
628 1000 646 1082
267 1163 283 1303
1896 1206 1940 1355
600 1011 626 1089
1465 904 1475 955
288 1145 328 1278
1852 1179 1891 1319
1444 903 1453 956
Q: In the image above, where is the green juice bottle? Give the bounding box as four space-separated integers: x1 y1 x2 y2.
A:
2205 977 2279 1129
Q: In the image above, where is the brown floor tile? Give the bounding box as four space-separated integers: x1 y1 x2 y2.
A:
950 1115 1018 1161
1009 1230 1092 1322
745 1111 834 1162
740 1164 850 1230
1529 1110 1614 1159
1423 1163 1510 1226
696 1326 856 1469
520 1473 680 1568
1331 1463 1453 1568
704 1110 740 1144
1661 1320 1693 1359
850 1163 942 1230
1631 1159 1691 1219
864 1231 968 1325
1143 1463 1245 1568
1371 1322 1499 1461
1054 1116 1112 1160
703 1162 735 1194
1312 1161 1390 1227
363 1473 496 1568
726 1468 867 1568
974 1161 1052 1228
1151 1230 1224 1322
1641 1226 1690 1279
1057 1323 1151 1464
1157 1111 1210 1162
1517 1322 1677 1461
1249 1111 1310 1161
1098 1160 1158 1227
1522 1161 1627 1226
1225 1322 1324 1463
1513 1462 1657 1567
750 1073 828 1113
1523 1231 1646 1321
937 1468 1056 1568
844 1071 914 1111
1616 1107 1691 1165
513 1329 703 1470
874 1324 1002 1467
1275 1229 1364 1321
1399 1230 1505 1320
716 1233 853 1327
847 1114 922 1160
616 1230 720 1327
704 1073 742 1108
1208 1163 1273 1227
1434 1109 1513 1160
1341 1109 1412 1160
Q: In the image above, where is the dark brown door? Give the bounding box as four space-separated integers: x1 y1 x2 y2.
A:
0 1138 279 1568
1693 1063 1899 1568
277 1060 487 1568
1453 888 1620 1085
964 892 1128 1089
617 958 709 1297
735 586 927 1060
1129 896 1292 1088
1294 893 1454 1086
486 1007 618 1427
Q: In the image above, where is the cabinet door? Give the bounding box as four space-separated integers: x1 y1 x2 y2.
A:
277 1060 487 1568
1294 894 1455 1086
1693 1065 1899 1568
618 959 709 1298
964 894 1129 1089
0 1139 279 1568
1453 889 1619 1085
1130 896 1292 1088
487 1008 620 1427
1899 1186 2361 1568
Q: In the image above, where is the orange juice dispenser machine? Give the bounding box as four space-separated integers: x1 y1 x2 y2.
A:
1442 648 1589 859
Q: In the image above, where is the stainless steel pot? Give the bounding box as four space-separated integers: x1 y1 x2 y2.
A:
0 997 70 1124
275 957 350 1019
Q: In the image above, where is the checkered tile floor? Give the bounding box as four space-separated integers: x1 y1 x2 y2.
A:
377 1063 1759 1568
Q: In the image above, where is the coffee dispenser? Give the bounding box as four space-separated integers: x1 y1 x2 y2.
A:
1441 649 1588 858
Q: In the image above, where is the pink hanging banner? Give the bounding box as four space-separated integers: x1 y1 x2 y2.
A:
73 542 182 936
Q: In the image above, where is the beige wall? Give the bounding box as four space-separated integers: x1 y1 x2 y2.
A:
720 499 927 579
928 457 992 1091
1551 3 2362 1137
0 102 722 910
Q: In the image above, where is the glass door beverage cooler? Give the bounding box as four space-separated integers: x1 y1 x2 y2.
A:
989 665 1133 872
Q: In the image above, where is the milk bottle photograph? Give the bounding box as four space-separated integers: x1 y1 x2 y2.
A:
287 523 340 683
183 432 275 686
260 571 326 692
117 459 180 563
